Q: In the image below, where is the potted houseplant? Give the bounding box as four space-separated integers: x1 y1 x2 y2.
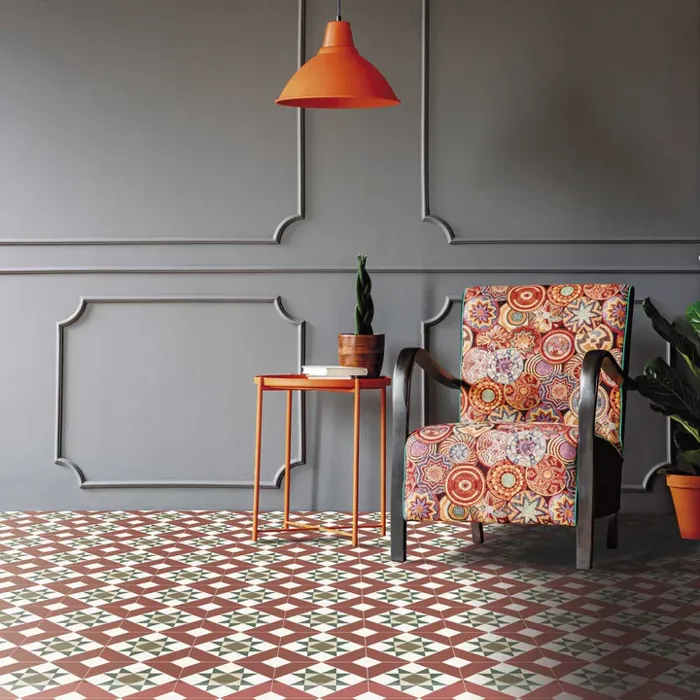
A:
338 255 384 377
635 298 700 538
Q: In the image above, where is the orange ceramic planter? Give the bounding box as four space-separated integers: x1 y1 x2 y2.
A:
667 474 700 539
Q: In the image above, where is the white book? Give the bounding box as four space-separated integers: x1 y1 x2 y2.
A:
302 365 368 377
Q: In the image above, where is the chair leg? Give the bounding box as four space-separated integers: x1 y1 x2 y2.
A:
391 512 407 562
576 511 594 570
471 522 484 544
607 513 618 549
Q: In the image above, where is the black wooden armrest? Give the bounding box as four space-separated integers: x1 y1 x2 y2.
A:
392 348 463 445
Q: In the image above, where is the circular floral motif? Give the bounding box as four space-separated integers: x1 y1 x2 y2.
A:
476 326 512 351
569 386 609 419
583 284 621 301
506 490 550 524
548 492 575 526
547 284 583 306
525 406 562 423
487 348 524 385
564 465 576 493
487 461 525 500
462 325 474 353
530 301 564 333
407 436 435 460
415 452 451 489
526 454 566 496
464 287 485 301
469 492 508 524
504 373 542 411
564 356 583 382
487 285 510 301
562 297 603 333
469 378 505 414
601 349 623 387
489 405 522 422
463 405 488 422
439 435 477 465
405 490 439 520
445 464 486 507
575 324 614 353
509 327 541 357
460 387 469 416
506 429 547 467
476 430 510 467
548 433 578 462
462 348 491 383
440 497 470 522
499 303 529 330
508 286 546 312
417 425 453 443
525 356 559 379
463 295 499 331
541 329 576 364
609 385 621 418
602 296 628 331
564 411 579 429
540 372 577 411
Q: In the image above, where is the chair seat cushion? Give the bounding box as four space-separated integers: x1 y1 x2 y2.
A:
404 422 582 526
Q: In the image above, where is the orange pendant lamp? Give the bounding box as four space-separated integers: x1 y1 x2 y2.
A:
276 0 399 109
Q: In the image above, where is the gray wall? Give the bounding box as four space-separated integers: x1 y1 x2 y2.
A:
0 0 697 512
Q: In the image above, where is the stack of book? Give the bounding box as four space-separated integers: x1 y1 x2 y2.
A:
302 365 369 379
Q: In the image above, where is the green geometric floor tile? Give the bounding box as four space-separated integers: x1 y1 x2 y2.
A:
112 633 189 661
278 663 362 698
283 633 363 661
456 633 535 662
560 663 645 697
198 633 276 661
466 662 550 698
0 663 78 698
182 664 265 697
369 632 449 661
24 633 101 661
657 664 700 693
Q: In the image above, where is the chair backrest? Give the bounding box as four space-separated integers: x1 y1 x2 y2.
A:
460 284 634 449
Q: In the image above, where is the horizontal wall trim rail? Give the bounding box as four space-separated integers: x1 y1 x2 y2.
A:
0 0 306 248
55 295 306 489
0 266 698 275
419 295 670 494
420 0 699 246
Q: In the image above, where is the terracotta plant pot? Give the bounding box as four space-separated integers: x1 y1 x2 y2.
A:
338 333 385 378
667 474 700 539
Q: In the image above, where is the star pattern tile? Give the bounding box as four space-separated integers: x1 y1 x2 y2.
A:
0 511 697 698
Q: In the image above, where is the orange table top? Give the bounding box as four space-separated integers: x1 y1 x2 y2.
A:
254 374 391 391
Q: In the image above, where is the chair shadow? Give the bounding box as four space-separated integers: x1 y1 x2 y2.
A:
444 516 700 573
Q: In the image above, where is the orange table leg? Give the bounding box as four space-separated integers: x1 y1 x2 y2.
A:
352 378 361 547
283 390 293 529
252 381 264 542
380 385 387 536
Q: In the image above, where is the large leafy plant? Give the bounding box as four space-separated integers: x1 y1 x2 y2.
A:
635 298 700 475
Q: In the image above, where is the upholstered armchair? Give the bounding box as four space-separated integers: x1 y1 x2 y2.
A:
391 284 635 569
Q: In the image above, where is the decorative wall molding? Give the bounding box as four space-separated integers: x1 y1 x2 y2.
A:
0 265 698 276
419 295 670 494
55 296 306 489
420 0 700 246
2 0 306 247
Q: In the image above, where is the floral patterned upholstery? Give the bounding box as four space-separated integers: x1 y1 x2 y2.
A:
404 284 633 527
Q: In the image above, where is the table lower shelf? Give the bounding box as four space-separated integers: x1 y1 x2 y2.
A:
255 518 386 539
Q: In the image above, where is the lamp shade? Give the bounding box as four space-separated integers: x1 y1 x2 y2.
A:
276 21 399 109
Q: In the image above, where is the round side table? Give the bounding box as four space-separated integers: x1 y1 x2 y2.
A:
251 374 391 546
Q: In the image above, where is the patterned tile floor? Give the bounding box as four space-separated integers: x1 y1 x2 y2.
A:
0 512 698 699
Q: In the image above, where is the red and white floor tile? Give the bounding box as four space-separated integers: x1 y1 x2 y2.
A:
0 511 697 699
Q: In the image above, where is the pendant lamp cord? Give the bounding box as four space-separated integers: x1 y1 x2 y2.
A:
336 0 342 20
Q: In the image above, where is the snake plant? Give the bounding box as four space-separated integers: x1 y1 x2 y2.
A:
635 298 700 475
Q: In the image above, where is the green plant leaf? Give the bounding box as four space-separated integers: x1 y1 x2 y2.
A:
686 301 700 342
674 429 700 453
680 449 700 468
635 358 700 441
642 298 700 380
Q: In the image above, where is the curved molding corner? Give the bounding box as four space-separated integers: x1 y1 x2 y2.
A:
420 0 455 244
55 295 306 489
419 295 671 493
421 0 698 246
2 0 306 248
